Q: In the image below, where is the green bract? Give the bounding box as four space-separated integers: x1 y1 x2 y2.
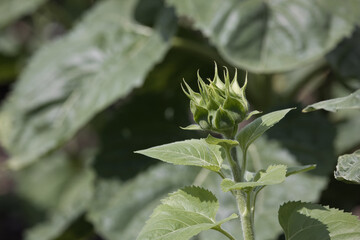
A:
182 64 258 137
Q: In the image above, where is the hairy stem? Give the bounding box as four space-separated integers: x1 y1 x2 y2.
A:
236 191 255 240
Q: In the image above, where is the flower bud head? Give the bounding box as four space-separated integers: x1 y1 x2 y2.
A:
182 63 253 136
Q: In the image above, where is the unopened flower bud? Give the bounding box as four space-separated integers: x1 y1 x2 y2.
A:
182 63 258 137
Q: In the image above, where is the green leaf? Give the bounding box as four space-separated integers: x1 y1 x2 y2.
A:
236 108 294 152
303 89 360 113
15 152 95 240
0 0 176 169
180 124 203 131
0 0 47 28
205 134 239 149
336 111 360 154
137 186 237 240
279 201 360 240
135 139 225 172
334 150 360 184
167 0 354 73
317 0 360 26
286 164 316 177
87 164 201 240
221 165 286 192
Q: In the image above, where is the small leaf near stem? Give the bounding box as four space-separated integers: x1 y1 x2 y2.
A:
214 227 236 240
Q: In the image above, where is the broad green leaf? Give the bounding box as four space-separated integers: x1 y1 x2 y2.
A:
135 139 225 172
167 0 354 73
303 89 360 113
334 150 360 184
205 134 239 149
0 0 47 28
137 186 237 240
286 164 316 177
87 164 204 240
0 0 176 169
15 152 96 240
279 201 360 240
317 0 360 26
221 165 286 192
236 108 293 152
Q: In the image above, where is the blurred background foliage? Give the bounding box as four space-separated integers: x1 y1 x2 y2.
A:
0 0 359 239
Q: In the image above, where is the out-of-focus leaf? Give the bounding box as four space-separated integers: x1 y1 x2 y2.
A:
334 150 360 184
236 108 293 152
87 164 201 240
167 0 354 73
93 45 216 180
0 0 47 29
303 89 360 113
136 139 225 172
335 111 360 154
317 0 360 26
279 201 360 240
138 186 237 240
327 28 360 80
267 109 336 176
14 152 95 240
221 165 287 192
0 0 176 169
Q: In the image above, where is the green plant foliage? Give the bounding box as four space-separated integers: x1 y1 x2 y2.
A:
205 134 239 149
236 108 293 152
87 164 200 240
0 0 47 28
221 165 287 192
317 0 360 26
278 201 360 240
167 0 354 72
62 138 327 240
198 138 327 240
136 139 225 172
0 0 176 169
15 152 95 240
334 150 360 184
137 186 237 240
303 89 360 112
286 165 316 177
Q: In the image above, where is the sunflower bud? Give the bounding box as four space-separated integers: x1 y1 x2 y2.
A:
182 63 257 137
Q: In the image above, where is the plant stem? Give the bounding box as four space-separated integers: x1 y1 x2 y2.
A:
223 135 255 240
236 191 255 240
225 147 242 182
215 227 236 240
240 148 247 181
